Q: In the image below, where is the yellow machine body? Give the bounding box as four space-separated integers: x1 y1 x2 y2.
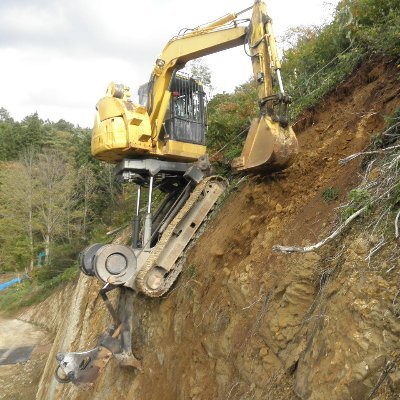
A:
91 0 298 172
92 96 206 163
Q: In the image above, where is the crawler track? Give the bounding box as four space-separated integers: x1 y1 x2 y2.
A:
135 176 227 297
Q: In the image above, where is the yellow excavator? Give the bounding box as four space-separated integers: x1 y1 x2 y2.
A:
55 0 298 386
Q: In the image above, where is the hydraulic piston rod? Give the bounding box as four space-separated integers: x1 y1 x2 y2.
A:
132 186 141 248
143 176 154 250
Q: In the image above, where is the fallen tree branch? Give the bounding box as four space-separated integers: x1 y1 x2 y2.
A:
106 224 128 236
272 206 367 254
339 143 400 165
367 360 397 400
365 236 386 264
395 209 400 239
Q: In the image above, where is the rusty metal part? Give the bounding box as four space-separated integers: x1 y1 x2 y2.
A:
231 116 298 173
133 176 227 297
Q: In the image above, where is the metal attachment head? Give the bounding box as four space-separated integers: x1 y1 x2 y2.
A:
54 347 113 387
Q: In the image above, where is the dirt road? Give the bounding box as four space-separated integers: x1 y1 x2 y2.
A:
0 317 47 349
0 316 52 400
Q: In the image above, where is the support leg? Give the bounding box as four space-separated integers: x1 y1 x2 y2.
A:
132 186 141 249
143 176 154 249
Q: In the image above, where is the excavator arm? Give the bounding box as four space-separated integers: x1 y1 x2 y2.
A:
146 1 298 172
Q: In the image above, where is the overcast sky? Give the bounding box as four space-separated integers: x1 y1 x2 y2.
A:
0 0 339 127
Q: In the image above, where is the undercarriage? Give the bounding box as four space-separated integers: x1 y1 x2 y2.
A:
55 156 227 386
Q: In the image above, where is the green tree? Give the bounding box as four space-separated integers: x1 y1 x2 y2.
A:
21 112 47 150
77 165 97 238
0 107 13 123
34 149 77 264
207 80 258 161
20 148 36 271
188 58 214 96
0 160 35 272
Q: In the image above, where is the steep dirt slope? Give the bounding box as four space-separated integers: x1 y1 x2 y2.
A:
33 58 399 400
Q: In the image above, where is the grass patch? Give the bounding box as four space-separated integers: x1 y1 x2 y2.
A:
0 264 79 314
322 187 340 202
342 188 372 219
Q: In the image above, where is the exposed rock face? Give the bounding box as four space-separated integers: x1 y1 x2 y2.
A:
19 282 75 334
294 237 400 400
29 59 400 399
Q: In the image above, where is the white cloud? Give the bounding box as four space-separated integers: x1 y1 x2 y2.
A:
0 0 339 127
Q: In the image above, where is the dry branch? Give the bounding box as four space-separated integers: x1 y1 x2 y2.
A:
106 225 127 236
365 236 386 264
272 206 367 254
339 143 400 165
395 209 400 239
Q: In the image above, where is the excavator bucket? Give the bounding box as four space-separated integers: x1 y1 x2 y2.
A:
231 116 298 173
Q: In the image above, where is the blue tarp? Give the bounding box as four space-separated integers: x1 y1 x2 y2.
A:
0 277 21 291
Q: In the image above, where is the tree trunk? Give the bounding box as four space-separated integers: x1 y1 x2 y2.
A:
29 209 34 271
44 233 50 265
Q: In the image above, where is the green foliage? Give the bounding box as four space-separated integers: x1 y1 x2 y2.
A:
342 188 372 219
282 0 399 120
282 14 357 118
207 80 258 167
0 265 79 313
0 109 129 308
348 188 371 205
346 0 400 57
322 187 340 202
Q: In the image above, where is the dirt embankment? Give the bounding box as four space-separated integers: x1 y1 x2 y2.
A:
30 58 400 400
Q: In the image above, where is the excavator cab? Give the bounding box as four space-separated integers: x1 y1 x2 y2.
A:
165 75 207 146
139 74 207 146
